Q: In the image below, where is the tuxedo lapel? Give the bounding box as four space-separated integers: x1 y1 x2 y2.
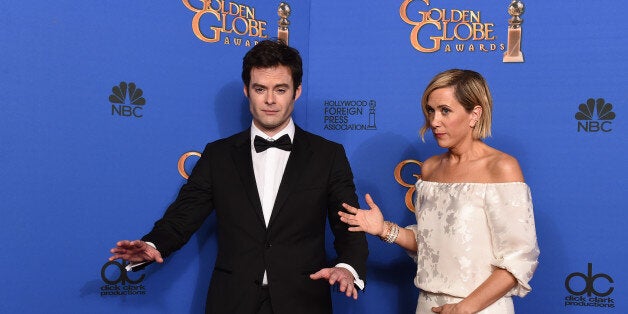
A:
268 127 312 228
231 129 266 227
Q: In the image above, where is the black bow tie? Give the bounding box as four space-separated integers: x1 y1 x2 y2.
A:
254 134 293 153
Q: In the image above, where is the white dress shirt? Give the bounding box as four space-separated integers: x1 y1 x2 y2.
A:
251 121 293 227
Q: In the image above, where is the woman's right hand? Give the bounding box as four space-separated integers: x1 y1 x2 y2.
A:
339 194 385 237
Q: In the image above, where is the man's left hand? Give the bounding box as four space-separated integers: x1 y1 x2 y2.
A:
310 267 358 300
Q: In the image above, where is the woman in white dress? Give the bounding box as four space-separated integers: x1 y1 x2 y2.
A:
339 69 539 314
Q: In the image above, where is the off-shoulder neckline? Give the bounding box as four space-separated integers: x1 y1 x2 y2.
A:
417 178 528 186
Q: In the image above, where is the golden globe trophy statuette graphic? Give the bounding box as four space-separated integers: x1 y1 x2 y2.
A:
503 0 525 62
277 2 291 45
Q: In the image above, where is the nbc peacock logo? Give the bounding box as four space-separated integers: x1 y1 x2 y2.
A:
575 98 615 133
109 82 146 118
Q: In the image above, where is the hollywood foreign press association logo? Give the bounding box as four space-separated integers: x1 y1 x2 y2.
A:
564 263 615 309
575 98 615 132
109 82 146 118
323 99 377 131
100 260 147 297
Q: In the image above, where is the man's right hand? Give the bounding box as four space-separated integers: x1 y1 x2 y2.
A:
109 240 163 263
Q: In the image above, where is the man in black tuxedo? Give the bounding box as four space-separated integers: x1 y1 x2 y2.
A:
109 39 368 314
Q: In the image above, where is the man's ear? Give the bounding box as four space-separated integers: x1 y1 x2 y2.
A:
243 84 249 98
294 84 302 100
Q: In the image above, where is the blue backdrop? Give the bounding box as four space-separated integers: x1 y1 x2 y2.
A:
1 1 625 313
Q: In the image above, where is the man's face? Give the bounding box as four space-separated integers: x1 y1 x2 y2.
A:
245 65 302 137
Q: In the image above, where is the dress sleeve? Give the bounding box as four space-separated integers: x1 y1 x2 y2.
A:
404 182 421 263
484 183 540 297
404 224 419 263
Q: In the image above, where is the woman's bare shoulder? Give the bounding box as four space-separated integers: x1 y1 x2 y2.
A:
420 154 445 180
487 149 524 182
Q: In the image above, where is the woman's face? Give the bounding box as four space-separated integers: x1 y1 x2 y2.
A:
425 86 477 149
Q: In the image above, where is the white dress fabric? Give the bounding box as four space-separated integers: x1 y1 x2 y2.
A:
416 290 514 314
408 179 539 314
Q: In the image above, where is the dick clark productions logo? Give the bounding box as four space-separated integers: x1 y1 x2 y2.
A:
564 263 615 308
109 81 146 118
100 260 147 296
575 98 616 132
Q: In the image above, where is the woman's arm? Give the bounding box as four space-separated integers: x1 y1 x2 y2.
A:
432 268 517 313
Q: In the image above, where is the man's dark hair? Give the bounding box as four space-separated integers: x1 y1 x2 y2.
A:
242 39 303 93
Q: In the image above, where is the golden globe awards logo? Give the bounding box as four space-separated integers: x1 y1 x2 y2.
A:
399 0 505 54
394 159 423 212
182 0 269 46
178 151 202 179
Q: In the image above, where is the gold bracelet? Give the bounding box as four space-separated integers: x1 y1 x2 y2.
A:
379 221 399 243
379 221 391 241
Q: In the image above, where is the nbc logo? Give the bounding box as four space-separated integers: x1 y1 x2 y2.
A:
575 98 615 132
109 82 146 118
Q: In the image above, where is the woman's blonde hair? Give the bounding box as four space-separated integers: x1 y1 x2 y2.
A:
419 69 493 141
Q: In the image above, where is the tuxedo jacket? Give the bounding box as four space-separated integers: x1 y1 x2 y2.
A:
142 125 368 314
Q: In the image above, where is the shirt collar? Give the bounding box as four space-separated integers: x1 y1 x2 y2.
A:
250 118 295 143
